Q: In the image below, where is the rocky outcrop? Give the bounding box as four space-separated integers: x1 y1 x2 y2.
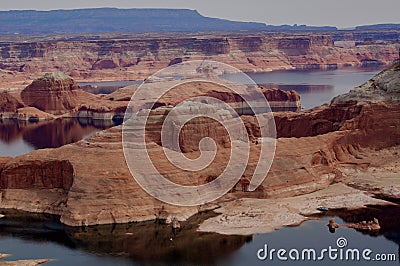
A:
0 63 398 227
0 72 130 120
92 59 119 70
261 64 400 138
108 80 301 113
0 92 24 119
0 92 55 121
20 73 78 114
15 107 56 121
0 157 12 173
20 72 81 115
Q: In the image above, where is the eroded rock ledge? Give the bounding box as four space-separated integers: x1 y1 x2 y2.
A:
0 63 399 230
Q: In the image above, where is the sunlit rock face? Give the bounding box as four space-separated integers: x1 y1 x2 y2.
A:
21 72 81 115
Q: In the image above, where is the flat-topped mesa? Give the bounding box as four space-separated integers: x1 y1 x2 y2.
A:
21 72 81 115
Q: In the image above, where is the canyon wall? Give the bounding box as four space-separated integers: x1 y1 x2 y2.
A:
0 34 398 87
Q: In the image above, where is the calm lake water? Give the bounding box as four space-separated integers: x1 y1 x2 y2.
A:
0 206 399 265
78 80 140 94
0 118 119 157
223 67 383 109
1 68 397 265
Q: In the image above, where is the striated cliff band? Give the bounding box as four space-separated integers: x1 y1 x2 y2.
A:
0 63 398 233
0 31 399 89
0 71 301 121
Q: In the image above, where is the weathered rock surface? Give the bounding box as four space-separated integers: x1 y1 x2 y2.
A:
0 63 398 229
0 157 12 171
0 32 398 89
0 158 73 190
343 146 400 202
0 92 24 119
198 184 390 235
110 80 301 113
15 107 55 121
21 72 81 115
1 72 130 120
269 64 400 138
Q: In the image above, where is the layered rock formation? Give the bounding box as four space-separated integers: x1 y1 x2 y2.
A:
0 72 130 120
0 63 398 227
0 159 73 190
1 73 301 120
0 32 398 89
126 80 301 112
0 92 24 119
21 72 81 115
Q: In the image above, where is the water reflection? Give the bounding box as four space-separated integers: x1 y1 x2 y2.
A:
0 206 398 265
0 118 119 157
0 211 249 265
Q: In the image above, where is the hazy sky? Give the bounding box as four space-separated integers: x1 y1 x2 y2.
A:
0 0 399 28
